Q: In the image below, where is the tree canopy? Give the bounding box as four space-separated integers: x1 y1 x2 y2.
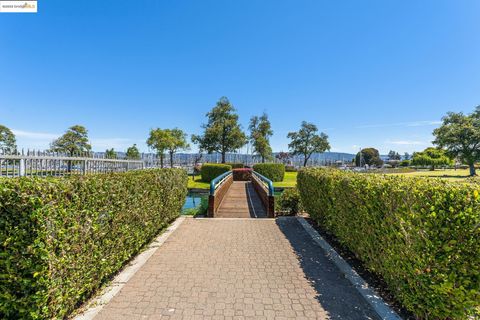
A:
411 147 451 170
126 144 141 160
0 125 17 154
287 121 330 167
355 148 383 167
249 113 273 163
147 128 171 168
388 150 401 160
433 106 480 176
192 97 247 163
50 125 91 155
166 128 189 168
105 148 117 159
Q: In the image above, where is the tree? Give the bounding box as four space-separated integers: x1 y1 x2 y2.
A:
51 125 91 155
249 113 273 163
192 97 247 163
388 150 401 160
404 152 411 160
166 128 189 168
105 148 117 159
287 121 330 167
0 125 17 154
275 151 291 165
126 144 141 160
147 128 171 168
433 107 480 176
355 148 383 167
50 125 91 172
411 147 452 171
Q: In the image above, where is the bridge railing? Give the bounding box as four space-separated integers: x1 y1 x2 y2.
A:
251 171 275 217
208 171 233 217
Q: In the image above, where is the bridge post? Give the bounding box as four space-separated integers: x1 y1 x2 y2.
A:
267 195 275 218
208 195 215 217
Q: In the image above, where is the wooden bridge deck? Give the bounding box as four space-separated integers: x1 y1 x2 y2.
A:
215 181 267 218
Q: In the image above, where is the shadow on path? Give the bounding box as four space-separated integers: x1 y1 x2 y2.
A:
276 217 379 320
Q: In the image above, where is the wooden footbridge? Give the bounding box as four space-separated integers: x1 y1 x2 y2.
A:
208 170 275 218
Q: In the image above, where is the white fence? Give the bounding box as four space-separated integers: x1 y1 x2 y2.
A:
0 151 145 177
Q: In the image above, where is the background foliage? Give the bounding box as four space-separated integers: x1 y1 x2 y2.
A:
253 163 285 182
0 169 187 319
200 163 232 182
298 168 479 319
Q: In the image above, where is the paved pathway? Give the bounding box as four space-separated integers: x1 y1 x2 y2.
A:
95 218 378 320
216 181 266 218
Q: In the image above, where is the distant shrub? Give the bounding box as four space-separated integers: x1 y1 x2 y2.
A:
285 165 297 172
399 159 411 167
0 169 187 319
225 162 244 169
253 163 285 182
276 187 303 215
298 168 480 319
201 163 232 182
232 168 252 181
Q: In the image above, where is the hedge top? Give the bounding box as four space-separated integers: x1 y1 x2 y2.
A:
200 163 232 182
252 163 285 182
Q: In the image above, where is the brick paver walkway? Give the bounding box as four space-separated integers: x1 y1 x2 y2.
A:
95 218 378 320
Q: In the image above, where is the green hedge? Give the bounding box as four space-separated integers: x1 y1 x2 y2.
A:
297 168 480 319
200 163 232 182
225 162 244 169
0 169 187 319
253 163 285 182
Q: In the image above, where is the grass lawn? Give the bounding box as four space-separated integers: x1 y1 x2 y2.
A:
273 171 297 188
187 176 210 189
386 168 474 182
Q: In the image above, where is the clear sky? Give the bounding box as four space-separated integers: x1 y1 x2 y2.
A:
1 0 479 154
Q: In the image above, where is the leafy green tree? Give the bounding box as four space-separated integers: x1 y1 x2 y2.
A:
167 128 189 168
411 147 452 171
126 144 141 160
0 125 17 154
105 148 117 159
355 148 383 167
192 97 247 163
249 113 273 163
50 125 91 172
433 107 480 176
147 128 171 168
388 150 401 160
404 152 411 160
287 121 330 167
50 125 91 155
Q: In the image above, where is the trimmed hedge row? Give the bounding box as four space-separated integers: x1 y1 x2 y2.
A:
225 162 244 169
0 169 187 319
200 163 232 182
253 163 285 182
297 168 479 319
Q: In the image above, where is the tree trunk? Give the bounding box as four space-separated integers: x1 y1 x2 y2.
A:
160 154 164 168
469 162 476 176
303 156 308 167
262 156 265 163
430 165 435 171
221 151 226 164
170 152 174 168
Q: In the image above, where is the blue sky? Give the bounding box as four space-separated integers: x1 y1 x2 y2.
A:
1 0 479 154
